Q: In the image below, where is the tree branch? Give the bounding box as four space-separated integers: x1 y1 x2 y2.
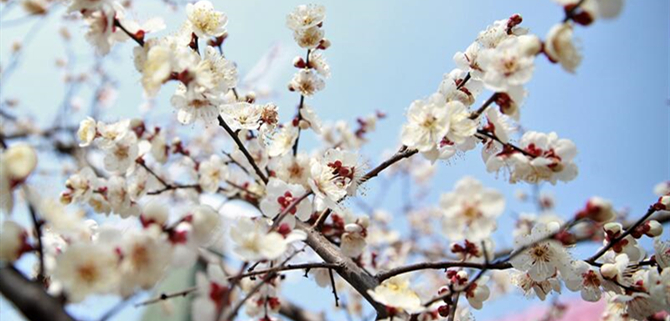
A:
361 146 418 183
296 221 390 319
217 115 268 184
0 266 75 321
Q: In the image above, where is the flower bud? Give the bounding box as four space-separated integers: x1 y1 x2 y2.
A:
604 222 622 235
293 56 306 68
600 263 617 279
317 38 331 50
645 220 663 237
2 144 37 184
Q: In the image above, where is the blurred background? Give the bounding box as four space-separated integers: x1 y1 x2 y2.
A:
0 0 668 320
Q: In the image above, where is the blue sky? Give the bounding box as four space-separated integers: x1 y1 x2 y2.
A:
1 0 668 320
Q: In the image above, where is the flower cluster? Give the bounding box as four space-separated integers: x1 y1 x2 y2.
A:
5 1 670 321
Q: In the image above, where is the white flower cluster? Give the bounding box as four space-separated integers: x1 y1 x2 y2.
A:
8 1 669 321
400 14 582 186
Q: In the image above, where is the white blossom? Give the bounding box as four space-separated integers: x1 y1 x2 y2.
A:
186 1 228 38
440 177 505 241
545 22 582 73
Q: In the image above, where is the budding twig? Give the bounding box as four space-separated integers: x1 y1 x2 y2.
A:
292 49 311 156
217 115 269 184
585 205 658 264
134 286 198 307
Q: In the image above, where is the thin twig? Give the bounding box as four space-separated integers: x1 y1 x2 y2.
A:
217 115 268 184
585 205 657 264
134 286 198 307
26 202 46 285
328 268 340 307
361 146 418 183
291 49 311 156
230 262 339 280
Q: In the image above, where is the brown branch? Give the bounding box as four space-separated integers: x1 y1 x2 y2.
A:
296 221 391 319
361 146 418 183
26 202 46 285
134 286 198 307
376 261 512 283
279 301 327 321
476 129 535 158
113 19 144 47
328 268 340 307
0 266 75 321
217 115 268 184
230 262 339 280
469 92 499 120
313 208 332 230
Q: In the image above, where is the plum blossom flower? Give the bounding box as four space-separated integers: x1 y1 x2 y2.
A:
84 6 122 55
286 4 326 31
118 229 172 296
230 217 305 261
219 102 262 131
476 14 528 49
189 205 222 245
308 51 331 78
171 84 221 125
139 45 173 96
186 1 228 38
1 143 38 214
340 212 369 258
103 131 139 173
510 270 562 301
368 276 423 314
270 153 311 187
553 0 625 24
299 104 323 133
60 167 98 205
600 222 645 262
545 22 582 73
439 177 505 241
575 196 617 223
401 93 450 153
653 181 670 196
260 178 312 228
0 221 31 262
478 35 541 91
289 69 325 96
266 125 299 157
653 238 670 269
53 242 120 302
198 155 228 193
485 131 579 185
77 117 98 147
564 260 605 302
192 264 230 321
292 26 325 49
201 46 238 93
438 68 483 106
510 221 573 282
465 276 491 310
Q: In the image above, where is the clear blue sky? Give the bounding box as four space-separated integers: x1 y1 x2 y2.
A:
1 0 668 320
